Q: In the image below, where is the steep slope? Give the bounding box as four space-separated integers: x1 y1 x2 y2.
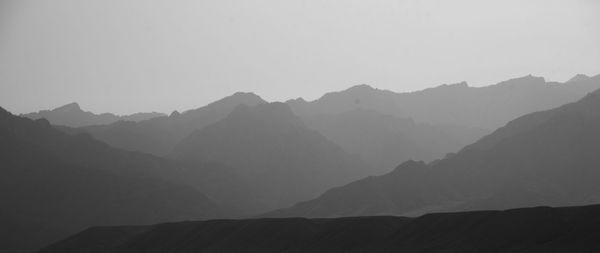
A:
266 88 600 217
288 74 600 129
39 204 600 253
22 102 164 127
71 92 265 156
170 103 369 212
304 109 488 174
0 107 231 252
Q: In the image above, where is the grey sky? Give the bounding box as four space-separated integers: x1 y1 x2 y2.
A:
1 0 599 115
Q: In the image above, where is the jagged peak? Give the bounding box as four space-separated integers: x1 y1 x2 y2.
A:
496 75 546 87
212 92 265 106
286 97 307 103
432 81 469 90
567 74 591 83
169 110 181 117
53 102 81 112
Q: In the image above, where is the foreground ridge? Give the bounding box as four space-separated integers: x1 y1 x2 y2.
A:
40 204 600 253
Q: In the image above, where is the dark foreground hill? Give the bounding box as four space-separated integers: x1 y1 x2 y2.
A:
39 204 600 253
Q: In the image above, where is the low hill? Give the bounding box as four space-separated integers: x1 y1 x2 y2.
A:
39 204 600 253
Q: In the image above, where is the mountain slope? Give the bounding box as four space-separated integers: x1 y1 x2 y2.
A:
266 88 600 217
304 109 488 174
39 204 600 253
70 92 266 156
288 74 600 129
22 102 165 127
0 107 231 252
170 102 369 213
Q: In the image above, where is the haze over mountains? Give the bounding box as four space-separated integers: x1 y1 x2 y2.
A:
22 103 165 127
266 86 600 218
64 92 266 156
288 74 600 129
171 102 368 211
2 73 600 252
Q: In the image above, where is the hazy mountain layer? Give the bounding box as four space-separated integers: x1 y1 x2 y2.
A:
288 74 600 129
304 109 488 174
0 108 233 252
266 88 600 217
39 204 600 253
69 92 266 156
170 102 370 212
22 102 165 127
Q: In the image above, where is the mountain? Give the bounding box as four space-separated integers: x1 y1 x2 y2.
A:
266 88 600 218
67 92 266 156
22 102 165 127
0 107 233 252
38 204 600 253
303 109 488 174
288 74 600 129
170 102 369 213
567 74 591 83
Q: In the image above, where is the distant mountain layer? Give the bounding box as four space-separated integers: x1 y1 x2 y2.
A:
288 74 600 129
0 107 234 252
303 109 488 174
170 102 370 213
266 88 600 218
70 92 266 156
39 204 600 253
22 103 165 127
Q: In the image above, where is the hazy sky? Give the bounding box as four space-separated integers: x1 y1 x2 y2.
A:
1 0 599 115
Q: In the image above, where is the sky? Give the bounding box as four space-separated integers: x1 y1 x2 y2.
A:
1 0 599 115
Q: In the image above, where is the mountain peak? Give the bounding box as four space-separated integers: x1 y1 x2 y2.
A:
496 75 545 87
346 84 376 92
53 102 81 112
567 74 590 83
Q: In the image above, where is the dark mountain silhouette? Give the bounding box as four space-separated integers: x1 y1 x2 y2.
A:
266 88 600 218
39 204 600 253
170 102 369 213
67 92 266 156
22 102 165 127
287 74 600 129
0 107 234 252
304 109 488 174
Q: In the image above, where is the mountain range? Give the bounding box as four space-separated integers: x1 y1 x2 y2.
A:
0 107 236 252
4 73 600 252
265 86 600 217
63 92 266 156
22 103 165 127
287 74 600 129
170 102 369 212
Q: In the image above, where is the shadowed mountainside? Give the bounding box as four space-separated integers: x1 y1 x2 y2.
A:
22 102 165 127
39 204 600 253
266 88 600 218
0 107 235 252
170 102 370 212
